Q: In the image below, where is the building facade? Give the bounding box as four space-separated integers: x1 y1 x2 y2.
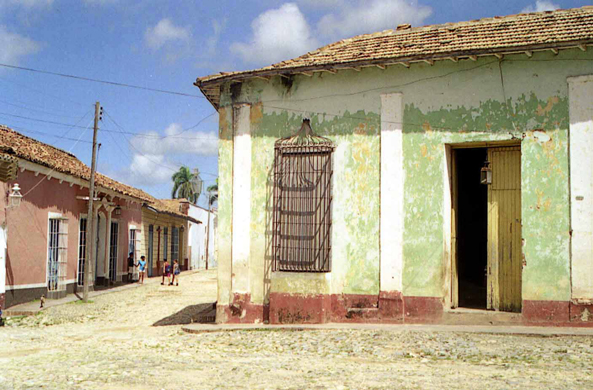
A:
0 127 196 309
196 7 593 326
188 204 216 270
141 199 197 277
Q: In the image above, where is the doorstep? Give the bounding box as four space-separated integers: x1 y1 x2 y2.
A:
181 322 593 336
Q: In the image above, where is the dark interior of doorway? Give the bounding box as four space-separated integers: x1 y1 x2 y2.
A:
456 148 488 309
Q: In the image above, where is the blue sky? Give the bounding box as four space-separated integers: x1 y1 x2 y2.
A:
0 0 588 206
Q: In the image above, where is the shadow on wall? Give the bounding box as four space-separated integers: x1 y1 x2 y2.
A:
152 302 216 326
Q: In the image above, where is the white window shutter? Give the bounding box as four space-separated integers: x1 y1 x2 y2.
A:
58 219 68 291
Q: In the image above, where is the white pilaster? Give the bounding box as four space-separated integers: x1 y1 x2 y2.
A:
568 75 593 301
380 93 404 293
231 103 252 293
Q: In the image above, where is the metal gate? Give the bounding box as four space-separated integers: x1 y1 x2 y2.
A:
272 119 334 272
109 222 119 282
77 218 87 286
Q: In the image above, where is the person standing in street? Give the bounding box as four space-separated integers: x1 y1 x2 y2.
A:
138 255 147 284
161 260 171 285
171 259 180 286
127 252 135 282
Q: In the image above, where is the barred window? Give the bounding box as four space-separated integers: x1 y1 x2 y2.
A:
171 226 179 261
272 119 334 272
48 217 68 291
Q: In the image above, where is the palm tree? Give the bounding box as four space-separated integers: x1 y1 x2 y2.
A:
207 179 218 206
171 167 202 204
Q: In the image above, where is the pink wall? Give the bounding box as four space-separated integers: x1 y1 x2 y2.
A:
3 169 144 287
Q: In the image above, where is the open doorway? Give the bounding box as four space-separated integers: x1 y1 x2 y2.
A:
455 148 488 309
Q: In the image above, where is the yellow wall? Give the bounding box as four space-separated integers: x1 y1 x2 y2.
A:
141 208 189 275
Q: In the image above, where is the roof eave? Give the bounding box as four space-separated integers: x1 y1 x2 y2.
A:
196 39 593 109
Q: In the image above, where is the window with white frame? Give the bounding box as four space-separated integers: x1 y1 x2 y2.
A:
129 227 141 268
48 217 68 291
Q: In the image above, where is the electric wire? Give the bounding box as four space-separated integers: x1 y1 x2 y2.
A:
8 125 93 144
104 111 218 179
0 99 87 120
22 114 95 198
0 62 205 98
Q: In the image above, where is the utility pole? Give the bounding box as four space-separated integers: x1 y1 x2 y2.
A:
83 102 101 302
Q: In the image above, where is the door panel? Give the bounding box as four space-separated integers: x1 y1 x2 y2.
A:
488 146 522 312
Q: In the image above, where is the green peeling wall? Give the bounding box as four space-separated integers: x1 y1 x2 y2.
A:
216 48 593 306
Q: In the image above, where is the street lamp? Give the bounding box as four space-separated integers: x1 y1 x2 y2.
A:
8 183 22 208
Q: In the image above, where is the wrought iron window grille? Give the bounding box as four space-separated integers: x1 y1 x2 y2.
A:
272 119 335 272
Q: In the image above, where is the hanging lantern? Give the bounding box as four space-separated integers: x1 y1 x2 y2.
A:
480 161 492 185
114 206 122 216
9 183 22 208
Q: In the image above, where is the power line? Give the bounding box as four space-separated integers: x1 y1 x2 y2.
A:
104 111 219 178
103 112 182 173
22 115 95 198
0 98 87 120
0 110 218 140
0 75 89 108
8 125 93 144
0 62 205 98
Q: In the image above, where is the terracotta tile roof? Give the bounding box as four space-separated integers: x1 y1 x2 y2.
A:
0 124 153 202
196 6 593 108
1 125 203 223
147 198 202 224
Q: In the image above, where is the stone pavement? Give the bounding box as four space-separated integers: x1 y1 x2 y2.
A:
3 270 198 316
1 269 593 389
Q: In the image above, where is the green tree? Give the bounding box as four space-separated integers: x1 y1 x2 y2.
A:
207 178 218 207
171 166 202 204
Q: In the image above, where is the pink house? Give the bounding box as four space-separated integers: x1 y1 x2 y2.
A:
0 125 187 309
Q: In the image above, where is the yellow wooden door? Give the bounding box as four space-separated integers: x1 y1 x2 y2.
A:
487 146 522 312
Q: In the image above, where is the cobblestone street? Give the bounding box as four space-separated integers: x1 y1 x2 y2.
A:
1 270 592 389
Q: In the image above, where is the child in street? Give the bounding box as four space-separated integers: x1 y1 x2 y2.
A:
127 252 135 282
171 259 180 286
137 255 147 284
161 260 171 286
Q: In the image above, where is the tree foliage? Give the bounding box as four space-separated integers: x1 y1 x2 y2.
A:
207 178 218 207
171 166 201 204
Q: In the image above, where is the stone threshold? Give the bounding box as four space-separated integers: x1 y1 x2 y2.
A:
182 322 593 337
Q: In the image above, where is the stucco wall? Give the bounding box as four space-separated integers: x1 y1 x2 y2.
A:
188 205 216 269
216 48 593 311
141 209 189 275
1 167 144 307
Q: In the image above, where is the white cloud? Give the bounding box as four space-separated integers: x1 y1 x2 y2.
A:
121 123 218 186
230 3 319 65
0 0 53 8
296 0 344 9
144 18 191 51
0 25 41 65
131 123 218 156
317 0 432 39
521 1 560 13
128 154 172 186
83 0 118 5
206 19 226 57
